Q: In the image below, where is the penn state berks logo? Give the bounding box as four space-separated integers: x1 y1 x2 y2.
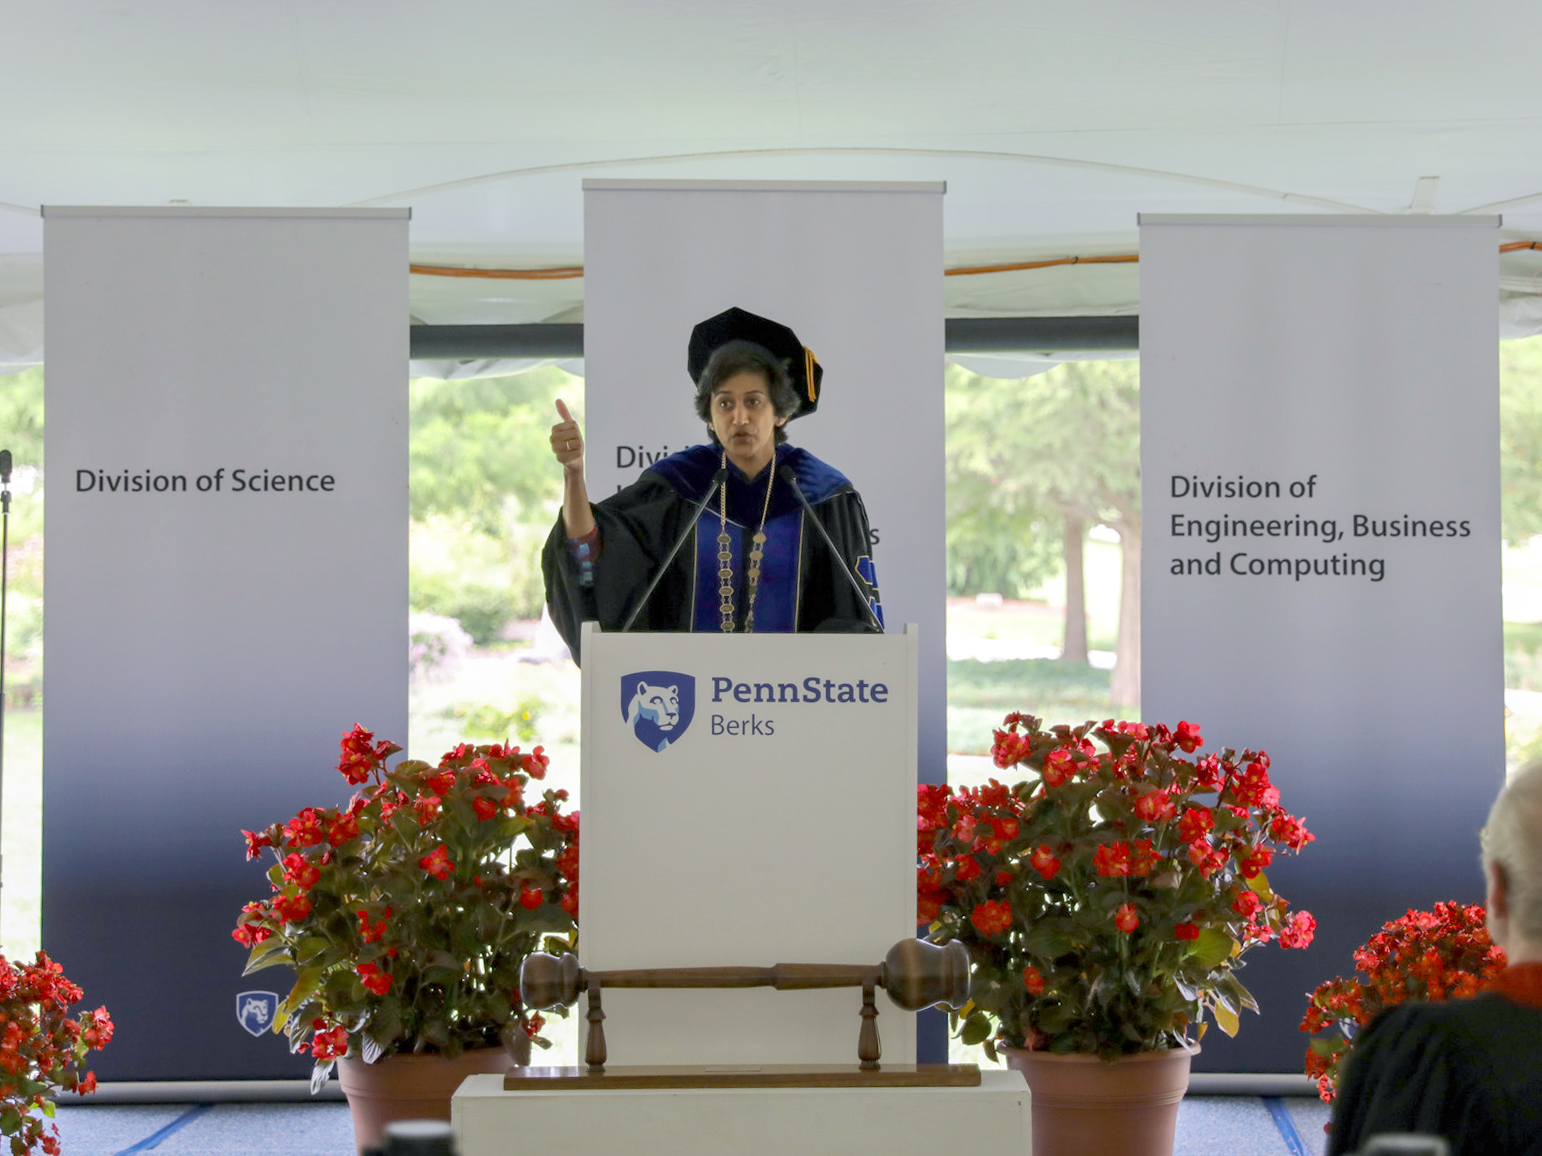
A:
621 671 695 752
236 991 279 1038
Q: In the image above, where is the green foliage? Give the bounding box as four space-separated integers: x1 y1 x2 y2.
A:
409 369 573 532
1505 620 1542 692
234 732 577 1086
447 698 543 743
408 368 576 632
945 367 1059 597
945 361 1139 603
411 574 517 646
0 368 45 567
920 716 1316 1060
1501 337 1542 545
947 360 1140 534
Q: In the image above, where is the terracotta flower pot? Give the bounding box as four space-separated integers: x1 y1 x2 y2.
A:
1001 1045 1197 1156
337 1047 509 1155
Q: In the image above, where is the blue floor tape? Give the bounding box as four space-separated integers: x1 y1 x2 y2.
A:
1263 1095 1311 1156
111 1103 215 1156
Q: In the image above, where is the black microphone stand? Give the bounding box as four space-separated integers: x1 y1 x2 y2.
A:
619 468 728 633
778 465 885 633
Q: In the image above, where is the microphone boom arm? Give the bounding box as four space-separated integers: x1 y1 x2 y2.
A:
778 465 884 633
619 468 728 633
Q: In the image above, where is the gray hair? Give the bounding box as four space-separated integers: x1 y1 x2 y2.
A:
1482 759 1542 942
693 340 801 446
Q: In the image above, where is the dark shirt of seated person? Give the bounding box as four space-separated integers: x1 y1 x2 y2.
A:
1328 760 1542 1156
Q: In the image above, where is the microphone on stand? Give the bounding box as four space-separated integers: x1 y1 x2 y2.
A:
777 465 884 633
0 449 11 483
620 468 728 633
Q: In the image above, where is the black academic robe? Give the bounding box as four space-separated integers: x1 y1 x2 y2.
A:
1327 993 1542 1156
542 443 883 665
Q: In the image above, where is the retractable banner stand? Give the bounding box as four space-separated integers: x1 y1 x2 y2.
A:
1140 215 1502 1071
43 207 408 1079
582 180 945 1055
582 180 944 757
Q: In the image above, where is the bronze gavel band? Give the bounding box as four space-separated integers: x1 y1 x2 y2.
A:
518 938 971 1071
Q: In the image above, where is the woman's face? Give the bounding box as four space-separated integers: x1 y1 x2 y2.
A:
709 371 785 475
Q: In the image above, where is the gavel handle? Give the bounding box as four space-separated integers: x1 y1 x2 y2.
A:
590 964 879 990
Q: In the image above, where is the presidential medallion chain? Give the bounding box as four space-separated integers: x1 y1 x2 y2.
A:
717 450 776 633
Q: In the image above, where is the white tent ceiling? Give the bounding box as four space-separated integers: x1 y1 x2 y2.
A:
7 0 1542 373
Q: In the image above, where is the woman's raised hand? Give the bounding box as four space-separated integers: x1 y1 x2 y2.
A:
550 399 584 473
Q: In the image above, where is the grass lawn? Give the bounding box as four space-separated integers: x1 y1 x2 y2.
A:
946 658 1123 754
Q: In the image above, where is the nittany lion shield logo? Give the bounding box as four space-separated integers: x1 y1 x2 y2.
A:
236 991 279 1038
620 671 695 752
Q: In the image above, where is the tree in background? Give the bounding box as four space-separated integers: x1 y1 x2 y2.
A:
945 360 1141 706
1501 337 1542 546
0 368 44 700
945 367 1062 599
409 368 577 635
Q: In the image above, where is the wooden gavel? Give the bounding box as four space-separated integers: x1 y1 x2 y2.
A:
519 938 971 1071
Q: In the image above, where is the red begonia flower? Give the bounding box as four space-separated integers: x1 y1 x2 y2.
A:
1042 748 1076 787
272 893 311 923
281 853 321 891
242 829 273 860
1115 903 1140 933
283 809 324 848
1094 842 1132 877
1177 806 1214 843
1174 920 1201 941
1021 965 1044 995
311 1024 349 1059
1173 721 1203 752
1239 847 1273 878
1030 845 1061 880
355 963 392 995
970 899 1013 936
326 812 360 846
420 844 454 881
523 747 549 779
1281 910 1316 950
356 910 388 944
1231 890 1263 918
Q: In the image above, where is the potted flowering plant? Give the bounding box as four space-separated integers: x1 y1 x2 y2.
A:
234 726 578 1149
1300 901 1503 1102
918 715 1317 1156
0 951 112 1155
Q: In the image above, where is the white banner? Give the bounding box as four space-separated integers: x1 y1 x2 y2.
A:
43 206 408 1080
581 179 946 776
1140 214 1502 1071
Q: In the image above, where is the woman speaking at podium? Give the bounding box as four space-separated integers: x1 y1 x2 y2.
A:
541 306 883 664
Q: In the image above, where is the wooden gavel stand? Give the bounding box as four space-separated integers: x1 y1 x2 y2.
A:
505 938 980 1089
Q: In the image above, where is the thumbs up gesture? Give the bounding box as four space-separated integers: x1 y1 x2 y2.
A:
550 399 584 473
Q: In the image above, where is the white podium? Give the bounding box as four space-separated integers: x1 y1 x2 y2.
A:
454 625 1032 1156
454 1072 1031 1156
578 621 918 1065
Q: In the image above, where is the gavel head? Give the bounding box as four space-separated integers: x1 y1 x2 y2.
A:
881 938 971 1011
519 951 584 1010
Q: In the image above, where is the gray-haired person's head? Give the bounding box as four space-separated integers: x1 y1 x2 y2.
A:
1482 759 1542 944
693 340 801 446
